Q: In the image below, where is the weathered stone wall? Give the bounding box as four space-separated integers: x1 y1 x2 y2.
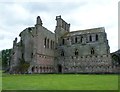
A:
55 18 112 73
57 55 112 73
9 39 22 73
58 28 110 56
28 17 55 73
20 27 34 63
10 16 113 74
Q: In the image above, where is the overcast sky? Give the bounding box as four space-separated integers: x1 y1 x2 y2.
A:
0 0 118 53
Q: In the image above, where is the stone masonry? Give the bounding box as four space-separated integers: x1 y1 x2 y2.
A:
9 15 113 74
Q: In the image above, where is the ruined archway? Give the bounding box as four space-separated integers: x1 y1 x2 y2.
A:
58 64 62 73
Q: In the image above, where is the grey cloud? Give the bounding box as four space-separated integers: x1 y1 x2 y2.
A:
0 0 117 52
0 1 87 31
0 3 34 27
21 2 87 13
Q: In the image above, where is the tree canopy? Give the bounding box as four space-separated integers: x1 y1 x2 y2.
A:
2 49 12 70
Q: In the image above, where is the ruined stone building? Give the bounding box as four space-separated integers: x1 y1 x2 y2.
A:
10 15 113 74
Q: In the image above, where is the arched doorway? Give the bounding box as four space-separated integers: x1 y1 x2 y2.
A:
31 66 35 73
58 64 62 73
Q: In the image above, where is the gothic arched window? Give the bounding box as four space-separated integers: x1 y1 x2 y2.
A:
61 50 64 56
44 37 47 48
75 37 77 43
91 48 95 55
31 53 33 58
81 36 83 43
89 35 92 42
96 34 98 41
62 39 65 45
75 49 79 56
47 39 49 48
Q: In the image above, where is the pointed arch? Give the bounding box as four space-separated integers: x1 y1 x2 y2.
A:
91 47 95 55
75 49 79 56
90 35 92 42
47 39 49 48
81 36 83 43
62 39 65 45
96 34 98 41
44 37 47 48
75 37 77 43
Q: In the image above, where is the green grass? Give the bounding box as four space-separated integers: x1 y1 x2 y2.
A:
0 70 2 91
2 73 118 90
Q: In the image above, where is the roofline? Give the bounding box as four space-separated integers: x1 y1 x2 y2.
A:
70 27 105 33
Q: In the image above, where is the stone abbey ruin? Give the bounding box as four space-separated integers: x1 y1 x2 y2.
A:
9 16 119 74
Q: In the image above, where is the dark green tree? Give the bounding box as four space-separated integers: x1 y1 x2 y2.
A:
2 49 12 71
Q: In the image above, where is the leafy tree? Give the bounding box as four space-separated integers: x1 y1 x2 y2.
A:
2 49 12 71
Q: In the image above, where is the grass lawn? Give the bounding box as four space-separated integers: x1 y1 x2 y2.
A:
2 73 118 90
0 70 2 91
